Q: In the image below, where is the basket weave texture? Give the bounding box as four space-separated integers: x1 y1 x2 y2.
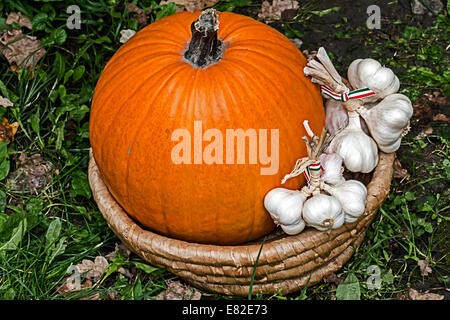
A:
88 149 395 296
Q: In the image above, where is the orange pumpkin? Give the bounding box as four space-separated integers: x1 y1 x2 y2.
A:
90 10 324 245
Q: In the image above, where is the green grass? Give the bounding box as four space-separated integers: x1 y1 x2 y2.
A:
0 0 449 300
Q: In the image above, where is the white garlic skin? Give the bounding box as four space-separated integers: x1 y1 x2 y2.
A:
327 116 379 173
320 153 345 186
264 188 306 235
325 99 348 136
348 58 399 103
302 194 345 231
280 220 306 235
361 94 413 153
326 180 367 224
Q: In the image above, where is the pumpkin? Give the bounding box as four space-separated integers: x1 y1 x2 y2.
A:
89 9 324 245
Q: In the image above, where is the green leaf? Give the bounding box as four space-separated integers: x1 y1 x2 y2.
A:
382 269 394 285
71 170 92 199
336 273 361 300
0 159 10 181
133 277 143 300
45 218 62 248
0 213 8 233
311 6 341 17
155 2 176 21
47 236 67 264
3 288 16 300
53 52 65 82
30 112 40 135
0 218 27 251
52 28 67 45
32 13 48 31
132 261 160 274
72 65 85 82
0 141 7 161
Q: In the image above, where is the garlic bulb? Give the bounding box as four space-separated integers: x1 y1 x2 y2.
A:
320 153 345 186
325 99 348 136
302 194 344 231
360 93 413 153
323 180 367 224
347 58 399 103
264 188 306 235
327 115 379 173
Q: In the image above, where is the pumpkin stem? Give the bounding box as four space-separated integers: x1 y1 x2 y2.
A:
184 9 223 68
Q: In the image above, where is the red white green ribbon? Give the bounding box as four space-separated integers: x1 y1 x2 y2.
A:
321 86 376 102
303 161 323 186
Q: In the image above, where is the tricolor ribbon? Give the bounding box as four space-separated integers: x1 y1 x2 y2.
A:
303 161 323 186
321 86 376 102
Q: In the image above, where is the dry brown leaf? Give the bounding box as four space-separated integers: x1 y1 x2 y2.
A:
289 38 303 49
258 0 299 21
6 12 32 30
159 0 219 12
75 256 109 282
417 258 432 277
408 288 444 300
0 117 19 143
393 157 410 181
0 96 13 108
6 152 55 192
105 243 131 261
302 49 317 62
432 113 450 124
0 29 46 68
56 277 100 300
125 3 150 26
155 280 202 300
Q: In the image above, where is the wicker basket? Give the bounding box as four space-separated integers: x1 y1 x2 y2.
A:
88 149 395 296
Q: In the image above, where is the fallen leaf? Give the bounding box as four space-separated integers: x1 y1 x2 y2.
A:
105 242 132 261
119 29 136 44
408 288 444 300
0 29 46 68
258 0 299 22
417 258 432 276
75 256 109 283
56 277 100 300
155 280 202 300
0 117 19 143
6 12 32 30
159 0 219 12
6 152 55 192
416 127 433 139
393 157 410 181
0 96 13 107
432 113 450 124
125 3 150 26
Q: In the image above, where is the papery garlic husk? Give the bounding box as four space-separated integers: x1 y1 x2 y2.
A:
325 99 348 136
264 188 306 234
327 115 379 173
325 180 367 224
360 93 413 153
320 153 345 186
347 58 399 103
302 194 345 231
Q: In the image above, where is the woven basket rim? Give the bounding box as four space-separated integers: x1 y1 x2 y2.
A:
88 149 395 295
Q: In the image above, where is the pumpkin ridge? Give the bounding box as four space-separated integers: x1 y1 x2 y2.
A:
225 47 303 83
125 64 189 214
